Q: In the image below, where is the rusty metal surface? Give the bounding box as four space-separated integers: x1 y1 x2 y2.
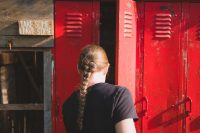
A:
142 2 182 133
137 1 200 133
186 3 200 133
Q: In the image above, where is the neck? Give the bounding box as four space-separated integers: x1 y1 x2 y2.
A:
88 71 106 87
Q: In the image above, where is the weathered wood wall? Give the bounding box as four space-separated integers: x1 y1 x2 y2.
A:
0 0 53 47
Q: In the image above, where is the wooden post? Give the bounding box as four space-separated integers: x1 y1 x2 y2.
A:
0 53 16 133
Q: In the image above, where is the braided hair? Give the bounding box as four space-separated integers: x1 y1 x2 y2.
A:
77 45 109 131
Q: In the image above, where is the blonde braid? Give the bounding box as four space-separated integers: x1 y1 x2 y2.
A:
77 45 109 131
78 61 96 131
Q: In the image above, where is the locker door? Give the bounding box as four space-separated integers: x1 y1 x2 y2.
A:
54 1 99 133
143 3 182 133
186 3 200 133
116 0 137 101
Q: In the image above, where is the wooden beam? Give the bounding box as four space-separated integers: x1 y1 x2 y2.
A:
44 51 52 133
0 104 44 110
0 35 53 47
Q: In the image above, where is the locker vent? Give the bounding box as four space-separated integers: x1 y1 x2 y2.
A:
65 13 83 37
154 13 172 39
124 11 133 38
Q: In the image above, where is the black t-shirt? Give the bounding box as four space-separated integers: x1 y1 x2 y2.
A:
62 83 138 133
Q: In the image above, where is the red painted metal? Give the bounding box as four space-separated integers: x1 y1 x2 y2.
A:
136 1 200 133
116 0 137 101
135 1 145 133
54 1 99 133
186 3 200 133
53 1 200 133
142 2 182 133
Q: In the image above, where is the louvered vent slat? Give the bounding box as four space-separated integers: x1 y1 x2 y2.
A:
65 13 83 38
124 11 133 38
154 13 172 39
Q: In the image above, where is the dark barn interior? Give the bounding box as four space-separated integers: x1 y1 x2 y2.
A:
0 51 44 133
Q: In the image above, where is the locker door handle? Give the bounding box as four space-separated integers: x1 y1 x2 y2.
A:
186 97 192 115
143 96 148 117
171 97 192 119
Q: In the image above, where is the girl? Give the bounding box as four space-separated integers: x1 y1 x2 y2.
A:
63 45 138 133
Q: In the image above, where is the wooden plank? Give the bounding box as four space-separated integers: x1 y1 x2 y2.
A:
0 104 44 110
44 51 52 133
0 21 19 35
44 51 52 111
0 35 53 47
18 20 53 35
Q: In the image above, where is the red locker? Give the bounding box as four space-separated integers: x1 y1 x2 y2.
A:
142 2 182 133
116 0 137 101
136 1 200 133
53 1 200 133
186 3 200 133
54 1 99 133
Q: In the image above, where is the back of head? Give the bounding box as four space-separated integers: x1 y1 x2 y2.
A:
77 45 109 131
78 45 109 73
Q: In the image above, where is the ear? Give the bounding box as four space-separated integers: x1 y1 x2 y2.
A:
103 63 110 75
77 64 80 74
